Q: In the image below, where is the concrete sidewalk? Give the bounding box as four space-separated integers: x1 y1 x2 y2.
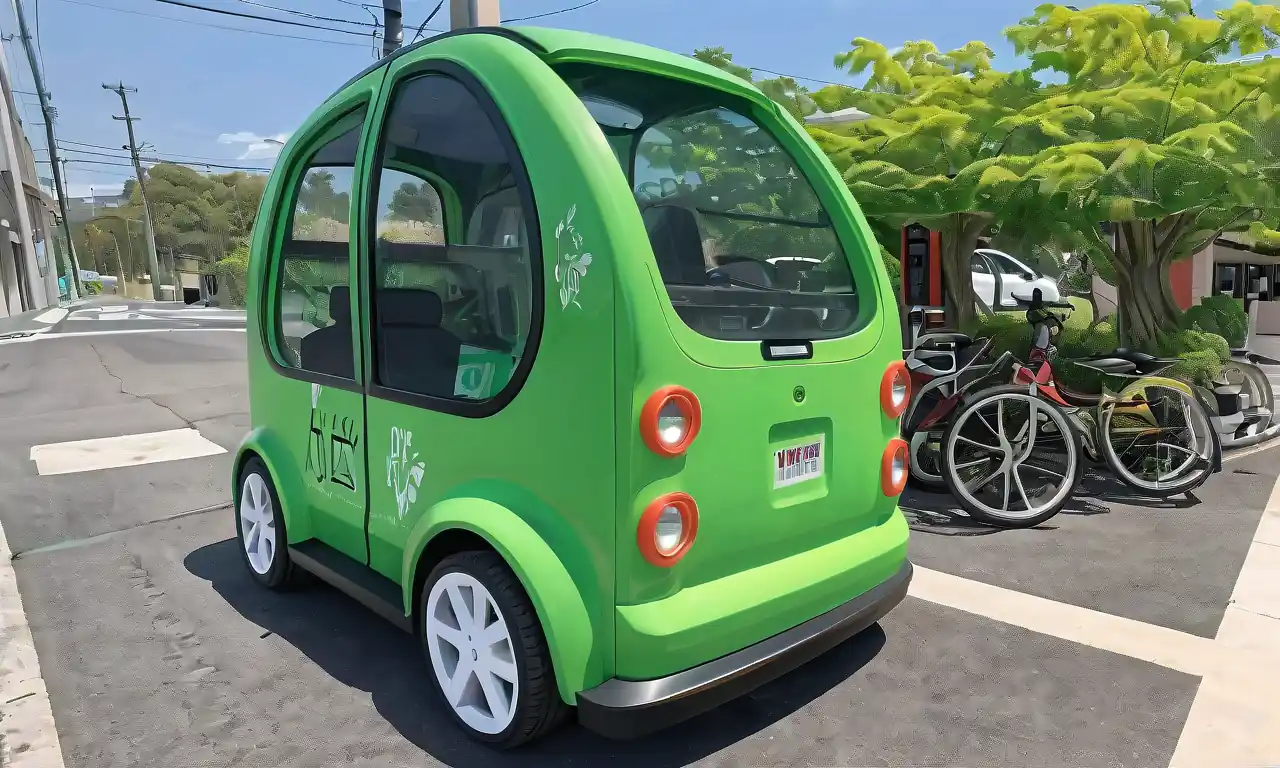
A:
0 306 72 337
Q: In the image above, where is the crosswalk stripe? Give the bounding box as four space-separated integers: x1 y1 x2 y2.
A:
29 429 226 476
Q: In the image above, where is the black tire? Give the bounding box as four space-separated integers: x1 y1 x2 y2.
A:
234 457 303 589
1098 385 1219 498
940 386 1084 528
420 551 568 749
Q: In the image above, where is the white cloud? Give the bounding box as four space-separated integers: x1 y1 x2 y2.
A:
216 130 292 160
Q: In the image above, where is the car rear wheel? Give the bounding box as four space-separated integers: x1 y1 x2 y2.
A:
420 551 567 749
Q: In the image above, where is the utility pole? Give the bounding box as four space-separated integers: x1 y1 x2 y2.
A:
12 0 82 300
382 1 402 56
57 158 78 300
102 82 163 302
450 0 499 28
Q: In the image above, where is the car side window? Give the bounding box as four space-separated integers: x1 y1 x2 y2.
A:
369 73 537 403
273 108 365 379
970 254 991 274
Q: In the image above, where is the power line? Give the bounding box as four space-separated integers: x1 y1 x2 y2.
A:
746 66 847 87
52 0 376 48
235 0 376 27
54 151 273 173
502 0 601 22
57 139 281 165
409 0 443 44
150 0 374 36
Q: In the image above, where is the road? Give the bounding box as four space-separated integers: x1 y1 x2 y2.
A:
0 303 1277 767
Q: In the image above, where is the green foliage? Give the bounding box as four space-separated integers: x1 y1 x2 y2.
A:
964 302 1226 389
82 280 103 296
211 243 251 308
1153 327 1230 385
387 181 441 224
1182 294 1248 348
143 164 267 265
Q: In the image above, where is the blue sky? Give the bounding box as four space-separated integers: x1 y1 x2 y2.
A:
0 0 1241 198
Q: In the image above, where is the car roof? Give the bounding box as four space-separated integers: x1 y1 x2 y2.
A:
335 25 766 110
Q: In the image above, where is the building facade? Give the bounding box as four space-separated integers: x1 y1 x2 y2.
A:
0 29 61 317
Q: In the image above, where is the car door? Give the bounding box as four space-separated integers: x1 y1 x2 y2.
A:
993 251 1042 307
970 251 998 309
262 104 374 563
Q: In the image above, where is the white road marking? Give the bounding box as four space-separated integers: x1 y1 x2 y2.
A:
0 328 245 346
0 518 67 767
31 308 67 325
29 428 226 476
910 468 1280 766
1169 473 1280 766
909 566 1217 676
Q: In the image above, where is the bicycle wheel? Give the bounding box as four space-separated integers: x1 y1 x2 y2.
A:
907 429 948 492
1098 382 1218 497
941 385 1082 528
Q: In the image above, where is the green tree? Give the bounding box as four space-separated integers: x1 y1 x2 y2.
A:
1003 1 1280 345
387 181 441 224
806 36 1077 326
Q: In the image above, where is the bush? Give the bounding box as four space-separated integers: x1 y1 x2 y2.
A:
1182 294 1247 349
83 280 103 296
1153 327 1230 386
211 245 250 308
965 308 1227 390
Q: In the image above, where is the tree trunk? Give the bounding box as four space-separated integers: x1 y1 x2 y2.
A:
937 213 990 330
1113 221 1181 349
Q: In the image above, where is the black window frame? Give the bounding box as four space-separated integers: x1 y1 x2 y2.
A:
362 59 544 419
262 103 371 394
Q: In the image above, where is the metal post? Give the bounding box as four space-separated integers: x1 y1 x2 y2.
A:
382 1 403 56
12 0 82 299
450 0 499 29
102 82 164 302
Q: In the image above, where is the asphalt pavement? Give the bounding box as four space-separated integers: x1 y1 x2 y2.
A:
0 304 1277 767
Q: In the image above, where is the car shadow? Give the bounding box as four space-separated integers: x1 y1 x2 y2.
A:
185 538 888 767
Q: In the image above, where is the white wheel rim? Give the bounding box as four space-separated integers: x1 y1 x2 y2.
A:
425 572 519 734
945 392 1078 520
1100 387 1213 491
239 473 276 575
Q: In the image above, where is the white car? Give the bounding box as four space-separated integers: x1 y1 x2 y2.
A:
971 248 1060 309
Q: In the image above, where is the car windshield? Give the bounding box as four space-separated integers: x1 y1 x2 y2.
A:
555 63 860 342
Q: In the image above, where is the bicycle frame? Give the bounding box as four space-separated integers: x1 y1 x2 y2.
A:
1010 352 1196 459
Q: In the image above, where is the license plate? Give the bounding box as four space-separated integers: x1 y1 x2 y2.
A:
774 437 824 489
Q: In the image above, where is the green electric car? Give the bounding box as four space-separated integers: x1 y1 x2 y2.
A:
234 25 913 749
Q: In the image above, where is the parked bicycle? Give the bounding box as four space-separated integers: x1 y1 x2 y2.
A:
902 308 1011 491
937 288 1220 526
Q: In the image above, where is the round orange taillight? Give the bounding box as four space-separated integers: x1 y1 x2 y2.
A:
881 438 910 496
881 361 911 419
637 492 699 567
640 386 701 457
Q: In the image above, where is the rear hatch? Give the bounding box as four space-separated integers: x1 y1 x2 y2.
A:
542 57 900 589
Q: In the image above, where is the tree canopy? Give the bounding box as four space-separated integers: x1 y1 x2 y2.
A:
698 1 1280 345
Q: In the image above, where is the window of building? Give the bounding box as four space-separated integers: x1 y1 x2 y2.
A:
369 73 536 403
273 108 365 380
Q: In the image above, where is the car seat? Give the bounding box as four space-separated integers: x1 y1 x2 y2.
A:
299 285 354 379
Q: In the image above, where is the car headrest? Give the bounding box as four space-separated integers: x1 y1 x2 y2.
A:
327 286 350 324
378 287 443 328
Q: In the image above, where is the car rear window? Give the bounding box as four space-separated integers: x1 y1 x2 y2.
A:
555 63 860 342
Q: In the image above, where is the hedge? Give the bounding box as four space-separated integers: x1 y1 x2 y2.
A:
965 297 1229 389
